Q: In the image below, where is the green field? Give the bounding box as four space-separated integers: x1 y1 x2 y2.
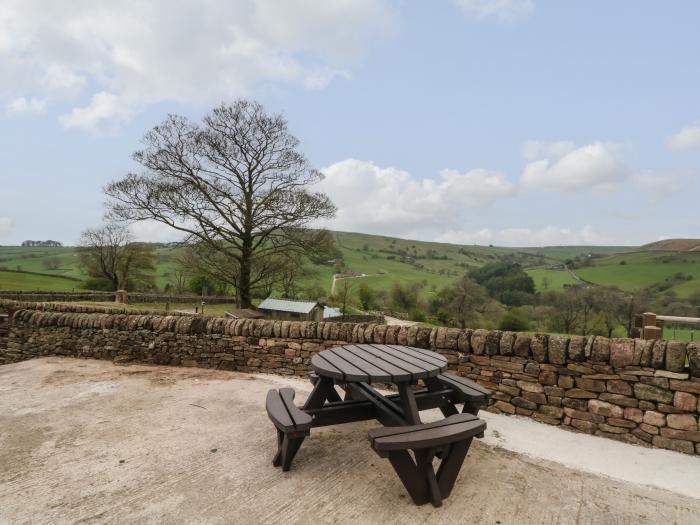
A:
575 251 700 298
0 270 82 291
662 327 698 343
526 268 579 291
0 246 184 291
0 246 82 278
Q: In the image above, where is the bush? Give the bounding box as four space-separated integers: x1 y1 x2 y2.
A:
409 307 426 322
391 282 419 310
499 289 535 307
498 310 531 331
357 282 376 311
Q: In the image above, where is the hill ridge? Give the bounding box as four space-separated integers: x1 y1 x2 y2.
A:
640 239 700 252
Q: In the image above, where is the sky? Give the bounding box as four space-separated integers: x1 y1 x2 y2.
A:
1 0 699 247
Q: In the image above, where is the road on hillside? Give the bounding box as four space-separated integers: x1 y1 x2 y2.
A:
330 272 384 296
564 264 595 288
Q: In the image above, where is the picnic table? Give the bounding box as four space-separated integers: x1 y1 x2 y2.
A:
265 344 491 507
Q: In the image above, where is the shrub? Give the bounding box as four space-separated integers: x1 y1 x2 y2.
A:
409 308 426 322
391 282 419 310
498 310 531 331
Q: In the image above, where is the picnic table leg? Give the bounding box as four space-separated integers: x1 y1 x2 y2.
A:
423 376 459 417
272 431 306 472
397 383 422 425
386 451 430 505
303 376 340 410
436 438 472 498
386 447 445 507
416 448 443 507
280 434 305 472
272 429 284 467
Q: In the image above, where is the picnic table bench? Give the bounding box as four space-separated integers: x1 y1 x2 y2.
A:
265 343 491 507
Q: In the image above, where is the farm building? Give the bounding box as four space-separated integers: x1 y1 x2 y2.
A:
257 298 343 321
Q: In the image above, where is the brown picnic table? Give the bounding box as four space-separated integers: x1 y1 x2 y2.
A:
265 344 491 507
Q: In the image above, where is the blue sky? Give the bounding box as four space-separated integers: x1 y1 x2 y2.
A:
1 0 699 246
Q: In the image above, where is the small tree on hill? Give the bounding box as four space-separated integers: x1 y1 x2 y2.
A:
391 282 419 312
434 276 490 329
357 282 376 311
78 223 156 291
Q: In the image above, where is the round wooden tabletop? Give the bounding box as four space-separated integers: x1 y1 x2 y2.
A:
311 344 448 384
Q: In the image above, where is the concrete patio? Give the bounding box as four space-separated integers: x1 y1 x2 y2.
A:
2 357 700 524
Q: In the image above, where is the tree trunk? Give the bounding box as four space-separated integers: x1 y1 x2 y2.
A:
239 240 253 308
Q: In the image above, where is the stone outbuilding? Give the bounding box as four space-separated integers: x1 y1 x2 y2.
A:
257 297 326 321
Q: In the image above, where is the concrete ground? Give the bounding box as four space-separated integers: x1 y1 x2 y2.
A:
2 358 700 525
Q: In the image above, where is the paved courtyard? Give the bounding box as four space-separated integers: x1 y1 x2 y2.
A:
2 357 700 524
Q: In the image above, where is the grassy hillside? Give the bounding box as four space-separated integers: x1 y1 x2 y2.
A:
526 268 579 291
575 251 700 298
311 232 628 299
0 247 82 278
0 270 82 291
640 239 700 251
2 233 621 295
0 234 634 297
517 245 626 262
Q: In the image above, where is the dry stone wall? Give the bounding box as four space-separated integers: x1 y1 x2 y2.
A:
0 291 237 304
3 309 700 456
0 291 116 302
0 299 194 318
0 314 8 351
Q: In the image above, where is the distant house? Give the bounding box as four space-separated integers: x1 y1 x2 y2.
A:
258 297 325 321
257 297 344 322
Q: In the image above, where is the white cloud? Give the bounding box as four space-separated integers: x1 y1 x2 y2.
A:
6 96 46 114
316 159 515 238
520 141 630 192
59 92 133 130
437 224 611 247
0 0 397 129
128 221 184 244
666 122 700 152
450 0 534 22
633 171 683 202
521 140 576 162
0 217 14 238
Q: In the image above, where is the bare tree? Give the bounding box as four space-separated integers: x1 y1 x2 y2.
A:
78 223 156 291
278 256 314 299
105 100 336 307
436 276 490 329
171 266 189 295
544 288 581 335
